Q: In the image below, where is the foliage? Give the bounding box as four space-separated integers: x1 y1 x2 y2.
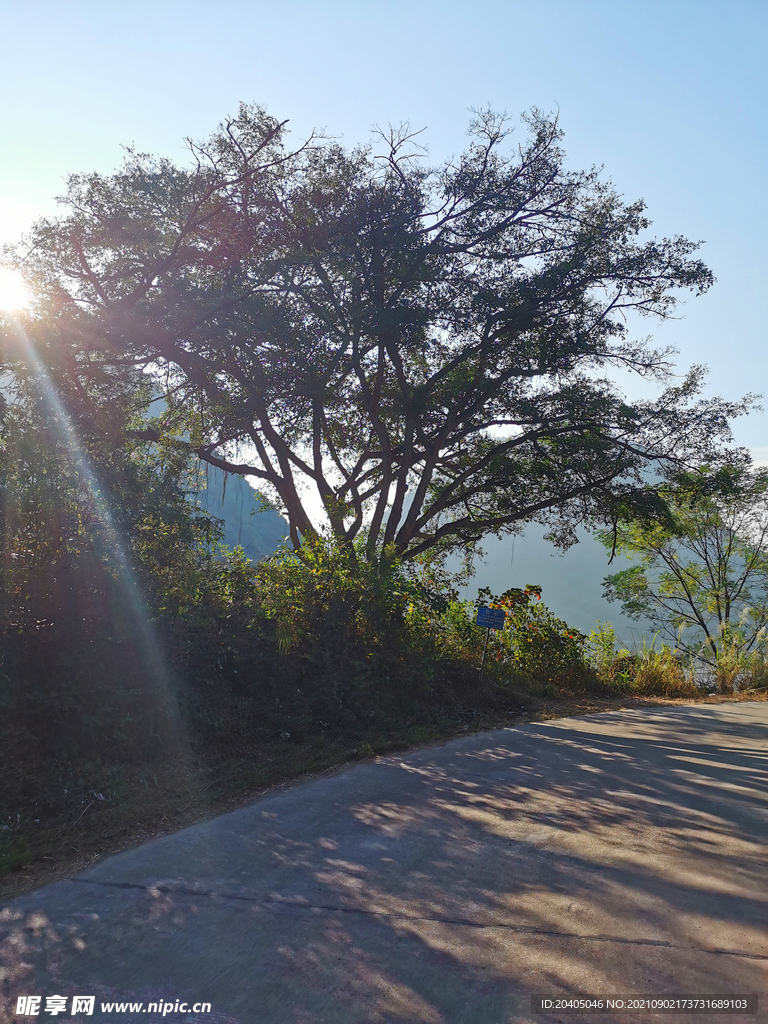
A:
502 604 589 687
626 642 696 697
584 624 699 696
257 539 412 646
0 347 229 767
734 651 768 692
4 104 753 566
600 466 768 667
253 538 437 711
710 636 768 695
462 584 591 686
586 620 620 676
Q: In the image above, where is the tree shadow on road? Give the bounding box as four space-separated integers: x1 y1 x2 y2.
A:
2 704 767 1023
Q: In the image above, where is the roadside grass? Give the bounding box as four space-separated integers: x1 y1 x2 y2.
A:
594 647 700 698
584 622 768 698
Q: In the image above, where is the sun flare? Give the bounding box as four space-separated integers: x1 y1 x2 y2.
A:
0 267 30 311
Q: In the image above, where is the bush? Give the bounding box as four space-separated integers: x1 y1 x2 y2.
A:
435 585 594 689
250 539 448 721
503 601 590 686
630 645 698 697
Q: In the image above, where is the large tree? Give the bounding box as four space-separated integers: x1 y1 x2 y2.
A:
6 104 752 563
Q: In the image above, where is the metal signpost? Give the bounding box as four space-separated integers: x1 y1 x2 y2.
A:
476 605 507 687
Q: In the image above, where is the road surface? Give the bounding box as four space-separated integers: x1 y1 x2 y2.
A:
2 703 767 1023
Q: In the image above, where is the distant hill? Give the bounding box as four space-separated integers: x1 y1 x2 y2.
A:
191 466 288 560
145 393 290 563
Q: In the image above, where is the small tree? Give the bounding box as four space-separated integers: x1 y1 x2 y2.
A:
600 467 768 667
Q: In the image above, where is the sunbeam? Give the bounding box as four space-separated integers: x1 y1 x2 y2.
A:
4 315 191 761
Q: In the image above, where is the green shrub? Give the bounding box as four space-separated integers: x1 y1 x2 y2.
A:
436 585 594 689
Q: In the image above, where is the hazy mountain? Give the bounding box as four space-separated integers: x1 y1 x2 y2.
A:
146 393 290 561
192 466 288 560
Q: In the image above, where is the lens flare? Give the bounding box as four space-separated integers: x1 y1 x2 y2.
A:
0 267 30 311
7 317 191 764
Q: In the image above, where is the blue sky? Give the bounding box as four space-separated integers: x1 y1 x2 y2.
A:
1 0 766 454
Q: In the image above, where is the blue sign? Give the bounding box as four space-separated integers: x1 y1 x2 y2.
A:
476 606 506 630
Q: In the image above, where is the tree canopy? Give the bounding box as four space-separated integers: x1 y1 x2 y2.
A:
5 104 753 564
601 467 768 664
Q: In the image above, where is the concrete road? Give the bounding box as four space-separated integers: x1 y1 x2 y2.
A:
2 703 767 1024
